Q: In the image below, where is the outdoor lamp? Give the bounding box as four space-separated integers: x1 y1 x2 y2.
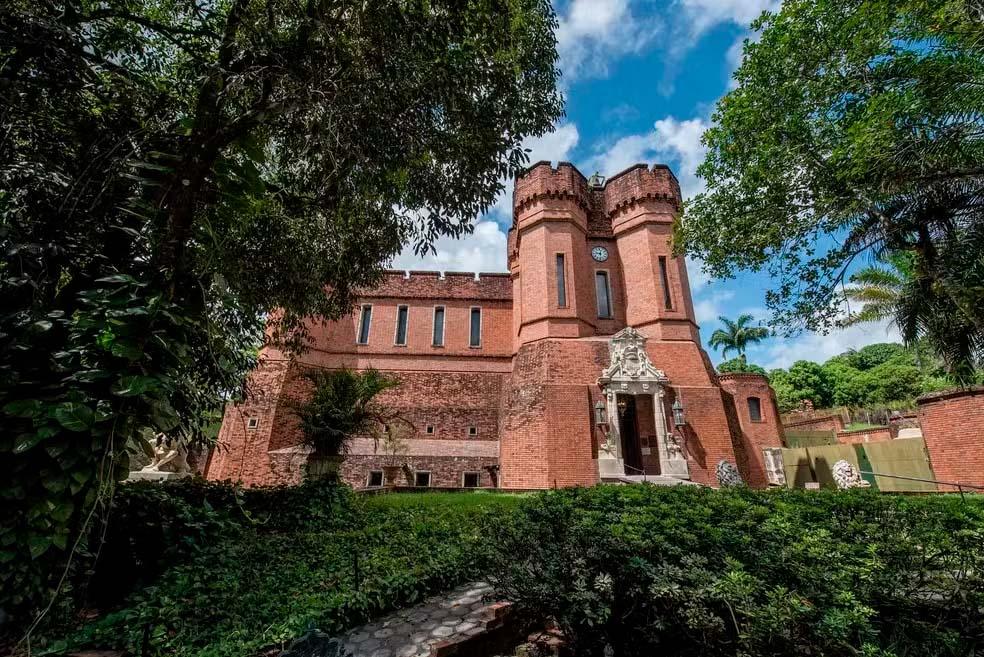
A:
594 401 607 425
588 171 606 188
617 398 628 415
672 399 686 427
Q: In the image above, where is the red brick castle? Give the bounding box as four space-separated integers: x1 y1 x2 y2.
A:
205 162 785 489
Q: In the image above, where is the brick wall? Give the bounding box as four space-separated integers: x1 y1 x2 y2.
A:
718 373 785 487
784 414 845 433
836 427 892 444
917 387 984 490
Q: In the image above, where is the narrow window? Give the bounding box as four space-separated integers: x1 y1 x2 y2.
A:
414 471 431 487
357 304 372 344
247 418 259 430
595 272 612 318
748 396 763 422
556 254 567 307
432 306 445 346
658 257 673 309
394 305 409 345
462 472 480 488
367 471 383 487
468 426 478 437
469 307 482 347
425 425 435 435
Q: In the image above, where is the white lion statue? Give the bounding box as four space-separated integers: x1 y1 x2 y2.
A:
831 459 870 489
716 460 744 487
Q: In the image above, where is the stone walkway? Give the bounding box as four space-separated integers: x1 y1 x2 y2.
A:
336 582 505 657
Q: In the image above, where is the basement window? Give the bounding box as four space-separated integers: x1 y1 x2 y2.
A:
367 471 383 487
426 425 435 435
462 472 480 488
468 426 478 437
247 418 259 430
414 471 431 487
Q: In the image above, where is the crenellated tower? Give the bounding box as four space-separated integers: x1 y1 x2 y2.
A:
508 161 698 350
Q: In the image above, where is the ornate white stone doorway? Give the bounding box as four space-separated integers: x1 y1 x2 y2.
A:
597 328 690 480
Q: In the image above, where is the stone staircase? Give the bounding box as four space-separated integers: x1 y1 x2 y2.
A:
601 474 701 486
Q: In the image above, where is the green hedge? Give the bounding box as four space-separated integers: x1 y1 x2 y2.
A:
489 486 984 657
36 483 519 657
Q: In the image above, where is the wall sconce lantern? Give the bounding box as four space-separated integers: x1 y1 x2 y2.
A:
594 401 607 426
672 399 686 427
616 398 628 417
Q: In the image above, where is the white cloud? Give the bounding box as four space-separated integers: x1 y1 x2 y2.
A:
678 0 779 36
686 257 712 293
555 0 664 82
585 115 710 199
693 289 736 326
390 220 508 273
752 319 902 371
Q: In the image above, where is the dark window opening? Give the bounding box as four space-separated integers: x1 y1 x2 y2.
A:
658 257 673 309
468 426 478 436
748 396 763 422
463 472 480 488
395 305 409 345
432 306 445 346
595 272 612 318
357 305 372 344
556 254 567 307
426 425 435 434
367 471 383 487
414 471 431 487
469 308 482 347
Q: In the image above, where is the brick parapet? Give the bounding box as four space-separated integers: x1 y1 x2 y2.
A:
512 161 591 216
784 414 845 433
603 164 681 218
361 270 512 301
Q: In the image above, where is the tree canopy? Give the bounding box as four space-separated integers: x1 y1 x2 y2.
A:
681 0 984 379
0 0 562 625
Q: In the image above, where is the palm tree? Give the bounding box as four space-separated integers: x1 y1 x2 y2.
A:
839 252 912 328
708 314 770 360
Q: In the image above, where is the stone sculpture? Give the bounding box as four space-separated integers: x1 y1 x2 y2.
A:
831 459 870 489
716 459 744 487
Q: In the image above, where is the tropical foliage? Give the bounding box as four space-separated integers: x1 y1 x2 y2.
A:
288 368 400 458
839 252 914 328
0 0 562 626
708 314 770 360
492 486 984 657
36 481 520 657
681 0 984 381
758 343 956 412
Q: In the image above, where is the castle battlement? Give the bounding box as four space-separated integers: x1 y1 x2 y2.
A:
512 161 681 225
361 270 512 301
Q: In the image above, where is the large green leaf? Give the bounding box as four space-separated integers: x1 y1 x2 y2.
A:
54 402 95 432
3 399 43 418
112 375 159 397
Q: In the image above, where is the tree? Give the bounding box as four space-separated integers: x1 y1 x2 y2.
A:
708 314 770 360
680 0 984 381
0 0 562 625
840 253 914 328
717 357 767 375
289 368 400 472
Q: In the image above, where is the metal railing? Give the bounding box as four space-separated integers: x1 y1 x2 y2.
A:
859 470 984 501
622 463 648 483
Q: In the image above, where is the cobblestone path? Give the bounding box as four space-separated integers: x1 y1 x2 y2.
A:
337 582 497 657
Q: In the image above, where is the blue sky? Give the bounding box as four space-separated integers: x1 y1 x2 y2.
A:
393 0 900 370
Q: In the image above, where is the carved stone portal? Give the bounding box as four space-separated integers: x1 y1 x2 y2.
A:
597 327 689 480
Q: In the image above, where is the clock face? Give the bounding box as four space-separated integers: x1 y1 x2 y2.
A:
591 246 609 262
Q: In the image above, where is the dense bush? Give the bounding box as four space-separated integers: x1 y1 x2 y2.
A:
35 483 520 657
489 486 984 657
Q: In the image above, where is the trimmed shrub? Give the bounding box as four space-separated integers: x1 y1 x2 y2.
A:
488 486 984 657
